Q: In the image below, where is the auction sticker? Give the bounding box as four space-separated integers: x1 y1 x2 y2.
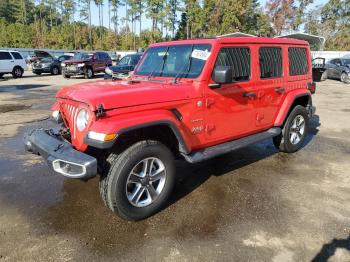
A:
191 49 211 60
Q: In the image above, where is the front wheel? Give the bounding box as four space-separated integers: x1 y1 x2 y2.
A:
273 105 309 153
341 72 350 84
84 67 94 79
99 140 175 221
51 66 59 75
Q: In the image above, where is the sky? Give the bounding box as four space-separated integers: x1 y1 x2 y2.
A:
86 0 328 32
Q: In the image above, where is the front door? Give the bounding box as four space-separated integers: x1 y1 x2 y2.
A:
204 46 256 143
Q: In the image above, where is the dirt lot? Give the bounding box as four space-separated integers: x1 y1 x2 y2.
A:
0 72 349 262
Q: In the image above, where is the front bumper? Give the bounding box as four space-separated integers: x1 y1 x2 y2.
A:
33 67 51 73
62 66 84 76
24 128 97 179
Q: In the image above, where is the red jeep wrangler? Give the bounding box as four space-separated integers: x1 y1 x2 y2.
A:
25 38 316 221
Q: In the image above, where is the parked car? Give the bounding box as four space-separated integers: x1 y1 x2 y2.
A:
104 53 142 79
25 37 316 221
32 50 73 75
0 50 27 78
325 58 350 83
61 51 112 79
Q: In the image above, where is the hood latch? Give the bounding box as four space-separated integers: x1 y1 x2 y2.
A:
96 103 106 118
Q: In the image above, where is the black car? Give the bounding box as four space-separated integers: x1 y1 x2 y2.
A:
104 53 142 79
32 50 72 75
325 57 350 83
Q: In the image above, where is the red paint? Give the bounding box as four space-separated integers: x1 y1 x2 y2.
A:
54 37 313 152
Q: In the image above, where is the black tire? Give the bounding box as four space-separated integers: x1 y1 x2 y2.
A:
84 67 94 79
12 66 23 78
63 73 70 79
0 73 4 78
273 105 309 153
99 140 175 221
341 72 350 84
51 66 59 75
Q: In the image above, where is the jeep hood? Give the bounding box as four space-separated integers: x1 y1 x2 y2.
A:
56 80 198 111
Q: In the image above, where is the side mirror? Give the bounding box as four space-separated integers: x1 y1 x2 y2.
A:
212 66 232 85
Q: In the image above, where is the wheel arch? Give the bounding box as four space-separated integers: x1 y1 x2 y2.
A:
85 116 191 155
274 91 312 127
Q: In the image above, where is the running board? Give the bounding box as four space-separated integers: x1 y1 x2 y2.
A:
182 127 281 163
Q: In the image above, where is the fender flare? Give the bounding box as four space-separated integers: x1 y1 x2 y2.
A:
84 111 191 154
274 91 312 127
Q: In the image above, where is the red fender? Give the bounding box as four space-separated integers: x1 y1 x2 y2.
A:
88 109 192 153
274 89 311 126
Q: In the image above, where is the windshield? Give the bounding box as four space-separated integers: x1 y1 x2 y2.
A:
135 44 212 78
343 59 350 65
73 53 92 60
118 56 130 66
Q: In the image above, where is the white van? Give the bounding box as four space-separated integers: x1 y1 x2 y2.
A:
0 50 28 78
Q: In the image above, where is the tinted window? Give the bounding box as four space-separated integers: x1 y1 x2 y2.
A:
118 56 130 66
0 52 12 60
214 47 250 82
259 47 282 79
130 55 141 66
136 44 212 78
288 48 308 76
11 52 23 60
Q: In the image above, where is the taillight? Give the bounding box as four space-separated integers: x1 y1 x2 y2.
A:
307 82 316 94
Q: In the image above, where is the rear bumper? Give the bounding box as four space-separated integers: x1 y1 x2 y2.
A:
24 128 97 179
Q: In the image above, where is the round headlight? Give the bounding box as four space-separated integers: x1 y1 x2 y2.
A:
76 109 89 131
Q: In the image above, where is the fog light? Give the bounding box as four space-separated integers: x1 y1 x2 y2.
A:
52 110 63 123
52 159 86 177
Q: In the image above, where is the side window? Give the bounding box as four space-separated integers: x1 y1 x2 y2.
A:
259 47 282 79
288 47 308 76
11 52 23 60
214 47 250 82
0 52 12 60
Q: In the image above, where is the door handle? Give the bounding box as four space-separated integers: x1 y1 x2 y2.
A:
243 92 256 98
275 87 285 94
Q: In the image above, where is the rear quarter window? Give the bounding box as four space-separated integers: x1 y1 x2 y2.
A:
11 52 23 60
259 47 282 79
288 48 308 76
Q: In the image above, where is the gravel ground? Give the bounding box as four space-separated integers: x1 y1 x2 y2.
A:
0 72 349 262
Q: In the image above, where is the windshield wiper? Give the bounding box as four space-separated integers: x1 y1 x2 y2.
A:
172 45 194 84
147 47 169 81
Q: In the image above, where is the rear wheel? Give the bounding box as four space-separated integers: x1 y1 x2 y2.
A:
99 140 175 221
341 72 350 84
273 105 309 153
12 66 23 78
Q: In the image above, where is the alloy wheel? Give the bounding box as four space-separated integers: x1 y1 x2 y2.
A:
126 157 167 207
289 115 305 145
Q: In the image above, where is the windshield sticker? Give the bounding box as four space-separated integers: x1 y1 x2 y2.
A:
191 49 211 60
158 52 168 56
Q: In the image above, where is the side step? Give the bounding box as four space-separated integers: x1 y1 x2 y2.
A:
182 127 281 163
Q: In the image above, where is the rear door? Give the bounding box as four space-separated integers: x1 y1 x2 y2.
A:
204 45 256 143
0 51 14 72
253 45 285 128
